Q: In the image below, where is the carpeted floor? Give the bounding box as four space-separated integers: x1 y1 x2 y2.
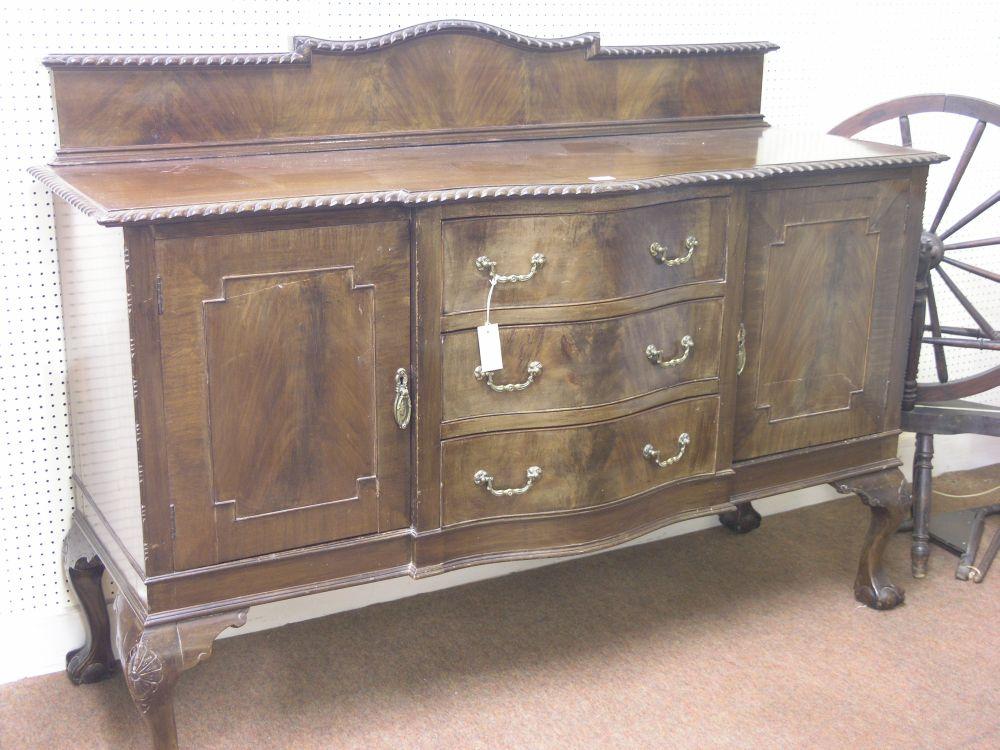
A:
2 465 998 750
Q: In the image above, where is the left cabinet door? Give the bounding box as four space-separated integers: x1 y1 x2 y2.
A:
154 218 411 570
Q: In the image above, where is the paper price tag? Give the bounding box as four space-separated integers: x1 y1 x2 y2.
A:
477 323 503 373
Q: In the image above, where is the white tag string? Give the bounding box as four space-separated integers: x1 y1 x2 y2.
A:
485 276 497 326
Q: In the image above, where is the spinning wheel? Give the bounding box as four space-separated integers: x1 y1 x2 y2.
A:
831 95 1000 580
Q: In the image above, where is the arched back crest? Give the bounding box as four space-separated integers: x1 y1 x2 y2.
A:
44 20 777 162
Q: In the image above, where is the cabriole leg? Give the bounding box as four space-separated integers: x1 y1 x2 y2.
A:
63 523 117 684
115 595 248 750
911 433 934 578
832 468 911 610
719 501 762 534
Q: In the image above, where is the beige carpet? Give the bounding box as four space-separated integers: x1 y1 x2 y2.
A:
2 465 998 750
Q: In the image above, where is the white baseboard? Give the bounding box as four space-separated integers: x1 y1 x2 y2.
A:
2 433 995 686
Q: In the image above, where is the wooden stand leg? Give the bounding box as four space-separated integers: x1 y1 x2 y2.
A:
911 433 934 578
63 524 117 684
115 595 248 750
832 468 911 610
719 501 762 534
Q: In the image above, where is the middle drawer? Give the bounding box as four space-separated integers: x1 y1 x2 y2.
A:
442 297 723 423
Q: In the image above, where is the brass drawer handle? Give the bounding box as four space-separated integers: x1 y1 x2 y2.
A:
474 361 543 392
643 433 691 468
646 335 694 367
649 236 698 266
475 252 546 283
393 368 411 429
474 465 543 496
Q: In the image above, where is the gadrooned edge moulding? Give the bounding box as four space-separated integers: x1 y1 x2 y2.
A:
42 19 780 67
29 152 947 226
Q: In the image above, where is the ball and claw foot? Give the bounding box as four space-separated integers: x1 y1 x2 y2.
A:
832 468 911 611
855 580 906 610
719 501 762 534
64 524 117 685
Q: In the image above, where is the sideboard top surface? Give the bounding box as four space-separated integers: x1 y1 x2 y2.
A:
33 127 944 226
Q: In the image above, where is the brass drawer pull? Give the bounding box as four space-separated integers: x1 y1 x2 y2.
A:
643 433 691 468
646 335 694 367
475 252 546 283
649 235 698 266
474 361 543 392
393 368 411 429
474 465 543 496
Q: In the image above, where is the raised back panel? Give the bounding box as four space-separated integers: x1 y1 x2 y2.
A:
44 21 775 160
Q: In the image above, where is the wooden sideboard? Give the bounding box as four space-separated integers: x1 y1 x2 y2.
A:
33 21 943 750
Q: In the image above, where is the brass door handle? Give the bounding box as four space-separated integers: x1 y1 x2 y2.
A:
393 368 411 429
643 433 691 468
736 323 747 376
649 236 698 266
646 335 694 367
475 252 546 283
474 466 543 496
474 361 543 392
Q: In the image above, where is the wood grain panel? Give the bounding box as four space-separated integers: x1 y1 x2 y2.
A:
155 220 410 569
204 268 375 517
442 196 729 315
734 179 911 459
442 298 723 423
46 27 769 155
441 396 720 526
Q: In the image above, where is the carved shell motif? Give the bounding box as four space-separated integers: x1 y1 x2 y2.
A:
126 642 164 713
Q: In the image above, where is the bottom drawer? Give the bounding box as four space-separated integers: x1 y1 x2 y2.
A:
441 396 720 526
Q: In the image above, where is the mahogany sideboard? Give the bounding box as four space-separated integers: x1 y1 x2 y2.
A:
31 21 944 750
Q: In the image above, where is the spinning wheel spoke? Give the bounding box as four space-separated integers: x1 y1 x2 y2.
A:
924 278 949 382
929 120 987 232
944 236 1000 250
921 336 1000 351
939 190 1000 241
899 114 912 147
941 255 1000 283
927 325 990 338
933 266 996 339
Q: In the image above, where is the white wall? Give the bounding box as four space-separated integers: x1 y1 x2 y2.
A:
1 0 997 685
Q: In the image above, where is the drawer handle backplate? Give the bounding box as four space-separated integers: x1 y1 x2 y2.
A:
646 335 694 367
475 252 546 283
649 236 698 266
474 465 543 496
474 361 543 392
643 433 691 468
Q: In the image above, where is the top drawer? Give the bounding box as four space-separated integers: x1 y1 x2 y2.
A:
441 196 729 316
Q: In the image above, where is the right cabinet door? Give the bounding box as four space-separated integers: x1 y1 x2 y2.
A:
734 178 913 460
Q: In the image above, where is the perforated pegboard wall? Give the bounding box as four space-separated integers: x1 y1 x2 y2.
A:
1 1 997 623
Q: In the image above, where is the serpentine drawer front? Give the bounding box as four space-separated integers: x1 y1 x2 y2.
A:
441 298 724 425
34 22 941 750
440 396 721 526
441 196 729 316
